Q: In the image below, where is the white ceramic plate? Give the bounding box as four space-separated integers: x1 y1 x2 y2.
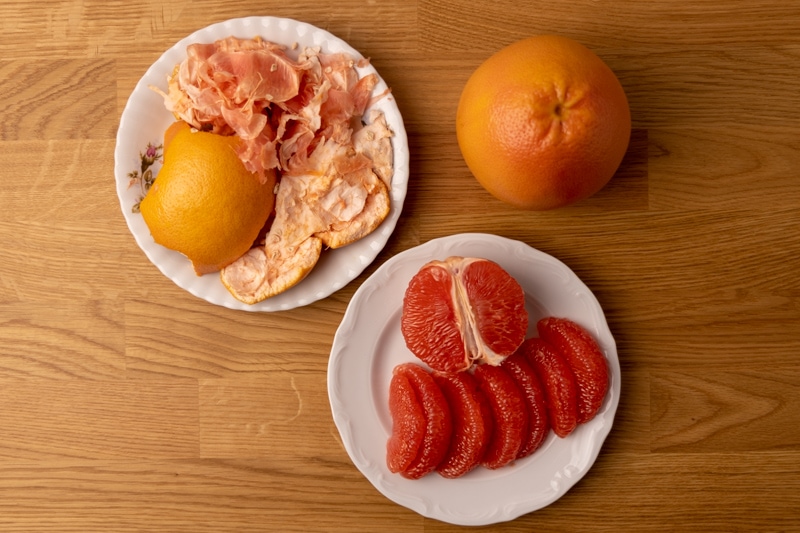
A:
327 233 620 526
114 16 409 311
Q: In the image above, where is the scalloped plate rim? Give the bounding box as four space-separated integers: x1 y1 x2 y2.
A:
114 16 409 312
327 233 620 526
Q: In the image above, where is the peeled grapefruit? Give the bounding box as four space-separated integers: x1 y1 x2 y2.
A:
501 350 550 459
400 256 528 373
456 35 631 210
473 363 528 469
386 369 427 474
432 370 494 478
538 317 609 424
522 337 579 438
386 363 452 479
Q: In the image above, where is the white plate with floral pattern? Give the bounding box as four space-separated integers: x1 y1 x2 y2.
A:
114 16 409 311
328 233 620 526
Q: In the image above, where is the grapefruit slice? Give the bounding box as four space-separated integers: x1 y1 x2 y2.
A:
386 370 426 474
473 363 528 469
388 363 453 479
400 256 528 372
432 370 494 478
538 317 609 424
501 350 550 459
522 338 579 438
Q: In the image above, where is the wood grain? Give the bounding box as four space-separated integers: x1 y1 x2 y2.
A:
0 381 198 460
0 60 116 140
1 0 799 531
651 369 800 452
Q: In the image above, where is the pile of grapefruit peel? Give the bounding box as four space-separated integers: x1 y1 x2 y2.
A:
388 256 610 479
137 35 393 304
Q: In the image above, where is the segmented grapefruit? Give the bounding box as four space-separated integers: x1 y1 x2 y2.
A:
538 317 609 424
401 256 528 372
386 370 426 474
522 337 579 438
501 350 550 459
473 363 528 469
432 370 494 478
389 363 453 479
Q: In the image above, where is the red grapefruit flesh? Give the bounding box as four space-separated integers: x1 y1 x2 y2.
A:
392 363 453 479
522 337 579 438
401 256 528 372
432 370 494 478
501 350 550 459
537 317 609 424
386 371 426 474
473 363 528 469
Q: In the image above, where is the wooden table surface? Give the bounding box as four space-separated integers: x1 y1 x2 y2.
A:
2 1 800 531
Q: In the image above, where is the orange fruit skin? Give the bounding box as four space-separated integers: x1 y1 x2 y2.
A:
456 35 631 210
140 125 276 275
163 120 190 150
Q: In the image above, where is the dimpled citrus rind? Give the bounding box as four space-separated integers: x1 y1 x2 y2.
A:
456 35 631 210
139 126 276 275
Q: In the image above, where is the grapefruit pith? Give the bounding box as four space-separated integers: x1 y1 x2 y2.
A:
400 256 528 372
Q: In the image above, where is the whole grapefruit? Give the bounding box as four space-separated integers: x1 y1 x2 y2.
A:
456 35 631 210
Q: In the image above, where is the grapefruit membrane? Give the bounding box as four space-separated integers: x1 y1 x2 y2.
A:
501 350 551 459
538 317 609 424
522 337 579 438
432 370 494 478
386 370 426 474
473 363 528 469
328 233 620 525
387 363 453 479
401 256 528 372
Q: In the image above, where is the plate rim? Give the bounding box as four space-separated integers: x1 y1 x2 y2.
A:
327 232 621 526
114 15 410 312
